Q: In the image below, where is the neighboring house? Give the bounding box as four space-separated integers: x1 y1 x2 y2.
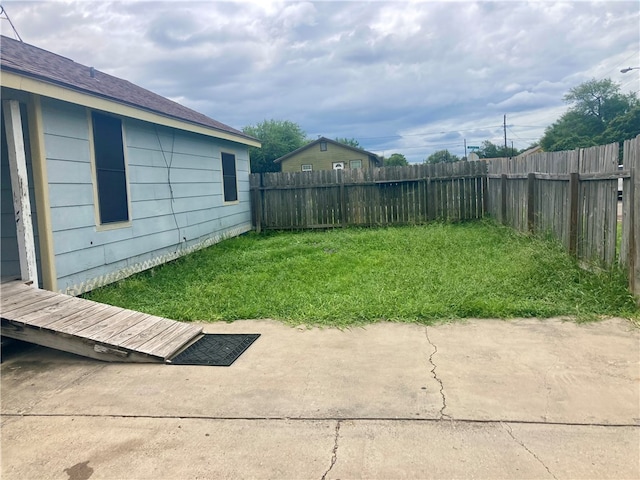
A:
515 145 543 159
275 137 382 172
0 35 260 295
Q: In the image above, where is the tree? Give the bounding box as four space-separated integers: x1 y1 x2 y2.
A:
476 140 519 159
599 105 640 145
242 120 307 173
425 150 460 164
335 137 361 148
383 153 408 166
564 78 637 125
539 111 600 151
540 78 639 152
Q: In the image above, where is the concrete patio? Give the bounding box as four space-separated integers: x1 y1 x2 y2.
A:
1 317 639 479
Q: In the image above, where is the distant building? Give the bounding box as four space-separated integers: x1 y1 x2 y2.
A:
516 145 543 159
274 137 382 172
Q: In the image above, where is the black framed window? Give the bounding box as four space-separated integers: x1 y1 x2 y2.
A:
320 141 327 151
221 152 238 202
92 112 129 224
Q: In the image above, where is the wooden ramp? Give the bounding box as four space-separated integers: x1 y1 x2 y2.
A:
0 281 203 363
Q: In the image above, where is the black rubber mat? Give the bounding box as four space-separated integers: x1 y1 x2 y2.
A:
168 334 260 366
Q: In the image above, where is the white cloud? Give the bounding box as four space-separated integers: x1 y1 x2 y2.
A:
3 0 638 162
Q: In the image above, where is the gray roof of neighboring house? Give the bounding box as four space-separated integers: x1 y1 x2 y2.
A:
0 35 256 142
274 137 382 165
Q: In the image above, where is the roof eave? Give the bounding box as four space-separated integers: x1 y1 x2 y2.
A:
1 69 261 148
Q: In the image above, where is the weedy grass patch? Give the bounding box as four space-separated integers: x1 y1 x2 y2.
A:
84 221 639 326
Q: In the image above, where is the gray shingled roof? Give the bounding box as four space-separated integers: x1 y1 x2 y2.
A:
0 35 256 142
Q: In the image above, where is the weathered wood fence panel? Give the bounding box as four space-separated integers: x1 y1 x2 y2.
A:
250 161 487 230
620 135 640 300
485 142 629 269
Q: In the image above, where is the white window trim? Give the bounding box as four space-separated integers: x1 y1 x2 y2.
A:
350 159 363 169
301 164 313 172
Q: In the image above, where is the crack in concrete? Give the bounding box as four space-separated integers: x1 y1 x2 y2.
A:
501 422 558 480
542 363 554 423
320 420 341 480
425 327 450 420
3 413 638 427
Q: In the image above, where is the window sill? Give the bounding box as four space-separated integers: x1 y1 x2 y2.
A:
96 220 132 232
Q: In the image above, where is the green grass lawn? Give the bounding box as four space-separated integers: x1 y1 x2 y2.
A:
83 221 639 326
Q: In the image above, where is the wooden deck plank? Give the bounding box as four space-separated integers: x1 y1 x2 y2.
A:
40 302 114 330
119 319 181 351
1 287 66 313
1 281 48 298
0 288 59 314
13 297 88 327
0 281 31 294
80 311 152 342
26 299 97 327
2 294 75 319
132 322 187 356
1 280 31 290
72 309 140 337
101 315 164 345
0 281 201 363
22 295 103 326
55 305 125 335
1 319 164 363
138 322 203 358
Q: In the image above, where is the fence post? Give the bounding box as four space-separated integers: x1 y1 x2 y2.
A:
527 172 536 233
568 172 579 257
481 174 488 218
629 136 640 303
256 174 264 234
501 174 508 225
339 171 346 227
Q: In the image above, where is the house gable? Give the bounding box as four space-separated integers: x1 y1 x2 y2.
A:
276 137 381 172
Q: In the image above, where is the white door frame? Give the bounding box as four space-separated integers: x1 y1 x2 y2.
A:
3 99 38 286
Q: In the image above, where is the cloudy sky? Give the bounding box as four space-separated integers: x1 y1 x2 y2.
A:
2 1 639 162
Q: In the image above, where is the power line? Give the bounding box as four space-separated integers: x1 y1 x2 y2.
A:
357 124 503 141
0 4 22 42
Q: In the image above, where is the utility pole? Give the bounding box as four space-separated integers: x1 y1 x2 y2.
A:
503 114 507 153
464 138 467 159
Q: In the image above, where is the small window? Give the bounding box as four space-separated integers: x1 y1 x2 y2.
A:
91 111 129 224
320 141 327 151
222 152 238 202
350 159 362 169
301 164 313 172
332 162 344 170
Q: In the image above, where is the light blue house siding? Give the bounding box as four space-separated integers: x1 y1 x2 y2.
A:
40 98 251 295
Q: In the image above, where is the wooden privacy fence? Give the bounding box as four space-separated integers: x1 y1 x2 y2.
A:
249 135 640 302
484 136 640 301
250 161 487 230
